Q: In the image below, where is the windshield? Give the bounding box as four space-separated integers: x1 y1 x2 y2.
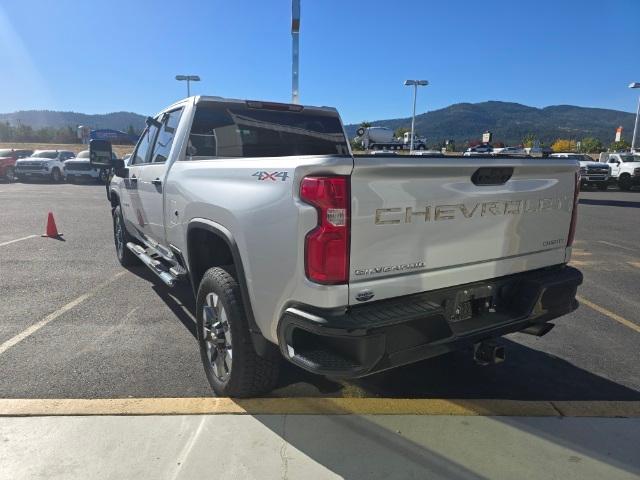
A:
76 151 90 158
620 155 637 162
32 151 58 159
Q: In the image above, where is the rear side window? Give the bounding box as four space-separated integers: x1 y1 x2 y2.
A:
151 108 183 164
186 101 349 159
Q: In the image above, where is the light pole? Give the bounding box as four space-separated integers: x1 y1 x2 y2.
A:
629 82 640 152
291 0 301 104
404 80 429 153
175 75 201 97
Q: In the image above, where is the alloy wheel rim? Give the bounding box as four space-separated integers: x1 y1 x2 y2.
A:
202 292 233 382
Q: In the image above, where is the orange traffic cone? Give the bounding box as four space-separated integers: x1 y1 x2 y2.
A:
42 212 61 238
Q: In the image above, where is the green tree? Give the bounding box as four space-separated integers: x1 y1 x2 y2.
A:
609 140 630 151
522 133 537 149
394 127 410 138
579 137 603 153
359 121 372 129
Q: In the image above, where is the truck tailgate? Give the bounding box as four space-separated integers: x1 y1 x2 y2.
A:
348 156 578 304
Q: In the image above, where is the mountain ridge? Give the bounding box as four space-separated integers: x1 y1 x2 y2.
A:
344 101 636 146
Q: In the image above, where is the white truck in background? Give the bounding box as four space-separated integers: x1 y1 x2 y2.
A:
356 126 428 151
599 152 640 191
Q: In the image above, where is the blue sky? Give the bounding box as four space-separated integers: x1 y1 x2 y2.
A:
0 0 638 124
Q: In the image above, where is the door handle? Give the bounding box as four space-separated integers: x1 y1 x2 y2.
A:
130 175 138 183
151 178 162 186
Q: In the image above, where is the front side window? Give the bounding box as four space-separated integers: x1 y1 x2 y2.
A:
151 108 184 164
131 124 159 165
186 101 349 159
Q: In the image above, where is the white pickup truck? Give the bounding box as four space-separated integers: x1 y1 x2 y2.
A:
90 96 583 397
600 152 640 191
551 153 610 190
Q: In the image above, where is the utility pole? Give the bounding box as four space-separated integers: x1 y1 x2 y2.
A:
291 0 301 104
403 80 429 153
629 82 640 152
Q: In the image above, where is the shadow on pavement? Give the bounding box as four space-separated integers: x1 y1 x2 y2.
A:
127 263 640 402
579 198 640 209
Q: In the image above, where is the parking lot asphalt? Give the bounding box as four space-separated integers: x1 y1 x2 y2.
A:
0 181 638 401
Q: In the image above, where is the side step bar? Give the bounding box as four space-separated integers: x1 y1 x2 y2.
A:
126 242 185 287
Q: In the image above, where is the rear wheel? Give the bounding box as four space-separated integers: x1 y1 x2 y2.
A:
618 174 632 191
112 205 137 266
4 166 15 182
197 267 280 397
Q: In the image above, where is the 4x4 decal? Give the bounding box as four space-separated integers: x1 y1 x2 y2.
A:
252 171 289 182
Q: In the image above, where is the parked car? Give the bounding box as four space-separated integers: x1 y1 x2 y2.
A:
0 148 33 182
463 144 494 156
525 145 553 157
15 150 75 182
602 152 640 191
89 95 582 398
64 150 112 184
551 153 610 190
493 146 526 155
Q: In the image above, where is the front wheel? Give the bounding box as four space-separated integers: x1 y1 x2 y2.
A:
112 205 138 266
618 174 632 191
50 168 62 183
4 167 15 182
196 267 280 397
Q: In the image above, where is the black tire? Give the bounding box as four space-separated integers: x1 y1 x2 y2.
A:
618 174 632 191
67 176 75 184
98 169 109 184
4 167 15 183
15 174 24 183
112 205 138 266
418 144 426 150
51 168 62 183
196 267 280 397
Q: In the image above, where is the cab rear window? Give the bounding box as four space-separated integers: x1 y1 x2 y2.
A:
186 102 349 158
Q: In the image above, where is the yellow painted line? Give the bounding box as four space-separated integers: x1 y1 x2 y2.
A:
0 272 126 356
0 234 38 247
0 398 638 417
571 250 592 257
577 295 640 334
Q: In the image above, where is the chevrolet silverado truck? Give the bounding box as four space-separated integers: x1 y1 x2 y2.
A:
551 153 610 190
15 149 75 182
90 96 583 397
601 152 640 191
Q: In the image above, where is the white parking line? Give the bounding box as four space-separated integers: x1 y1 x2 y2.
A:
0 235 38 247
0 272 126 356
597 240 637 252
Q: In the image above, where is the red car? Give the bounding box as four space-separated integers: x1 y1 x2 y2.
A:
0 149 33 182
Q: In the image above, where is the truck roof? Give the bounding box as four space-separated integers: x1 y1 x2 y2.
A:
161 96 339 115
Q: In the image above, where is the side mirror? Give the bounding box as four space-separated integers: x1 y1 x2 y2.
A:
146 116 162 129
89 139 114 167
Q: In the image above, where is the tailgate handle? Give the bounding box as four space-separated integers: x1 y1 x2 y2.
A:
471 167 513 186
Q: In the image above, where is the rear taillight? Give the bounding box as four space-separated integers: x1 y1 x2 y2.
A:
300 176 350 284
567 171 580 247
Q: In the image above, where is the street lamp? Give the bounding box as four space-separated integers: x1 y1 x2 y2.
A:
404 80 429 153
175 75 201 97
629 82 640 152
